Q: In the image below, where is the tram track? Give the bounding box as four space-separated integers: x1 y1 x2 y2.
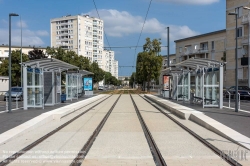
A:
70 94 121 166
139 94 242 166
0 95 113 166
130 94 167 166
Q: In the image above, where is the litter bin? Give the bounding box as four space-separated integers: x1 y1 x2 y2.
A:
61 94 66 103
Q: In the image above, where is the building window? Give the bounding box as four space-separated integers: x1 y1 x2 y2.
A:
179 47 182 53
237 27 242 37
235 7 243 18
211 41 214 50
200 42 208 50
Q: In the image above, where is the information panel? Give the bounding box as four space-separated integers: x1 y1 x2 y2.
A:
163 75 170 90
83 77 93 91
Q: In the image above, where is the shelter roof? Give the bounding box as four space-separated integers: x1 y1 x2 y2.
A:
161 67 188 75
67 70 94 76
174 58 224 69
22 58 79 72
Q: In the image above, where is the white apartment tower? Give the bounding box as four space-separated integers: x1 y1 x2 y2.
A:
50 15 104 68
103 50 118 79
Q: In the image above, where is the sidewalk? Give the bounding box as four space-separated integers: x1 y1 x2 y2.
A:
156 95 250 138
0 95 96 134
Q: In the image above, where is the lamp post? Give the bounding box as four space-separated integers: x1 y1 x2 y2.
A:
243 6 250 88
8 13 19 113
20 16 23 88
167 27 170 67
228 11 238 112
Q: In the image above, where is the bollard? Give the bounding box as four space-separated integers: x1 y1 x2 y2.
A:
227 91 230 108
16 95 18 109
6 99 8 111
238 93 240 110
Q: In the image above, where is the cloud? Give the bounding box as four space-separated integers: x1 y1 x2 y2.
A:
36 30 49 36
154 0 219 5
0 29 46 46
85 9 199 41
16 20 28 28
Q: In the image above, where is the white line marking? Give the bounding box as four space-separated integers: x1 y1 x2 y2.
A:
223 106 250 114
0 107 23 114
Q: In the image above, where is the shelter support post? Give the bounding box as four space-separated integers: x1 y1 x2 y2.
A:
219 63 223 109
23 66 27 110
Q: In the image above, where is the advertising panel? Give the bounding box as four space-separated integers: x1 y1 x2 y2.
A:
83 77 93 91
163 75 170 90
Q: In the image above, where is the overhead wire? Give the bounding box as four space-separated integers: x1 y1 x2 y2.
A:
92 0 111 50
131 0 153 74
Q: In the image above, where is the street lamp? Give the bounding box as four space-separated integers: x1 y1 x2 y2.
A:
8 13 19 113
228 11 238 112
243 6 250 89
167 27 170 67
20 16 23 88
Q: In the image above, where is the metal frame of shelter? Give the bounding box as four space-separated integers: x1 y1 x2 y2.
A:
161 58 224 109
22 58 93 110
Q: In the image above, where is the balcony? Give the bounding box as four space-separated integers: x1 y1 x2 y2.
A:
242 35 250 45
242 14 250 24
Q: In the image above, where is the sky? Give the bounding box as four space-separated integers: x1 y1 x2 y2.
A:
0 0 225 76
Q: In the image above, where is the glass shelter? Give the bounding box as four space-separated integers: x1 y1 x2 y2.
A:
22 58 79 110
161 58 224 109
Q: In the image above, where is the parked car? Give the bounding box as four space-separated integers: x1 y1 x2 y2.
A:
98 86 104 90
225 86 250 99
4 87 23 101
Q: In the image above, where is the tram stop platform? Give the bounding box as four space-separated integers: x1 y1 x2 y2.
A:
144 94 250 150
0 95 100 135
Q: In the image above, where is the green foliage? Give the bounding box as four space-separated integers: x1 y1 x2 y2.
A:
129 72 136 87
90 62 105 83
0 50 29 86
28 48 48 60
136 38 163 91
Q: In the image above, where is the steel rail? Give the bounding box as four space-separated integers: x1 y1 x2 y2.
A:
0 95 112 166
130 94 167 166
140 95 242 166
70 94 121 166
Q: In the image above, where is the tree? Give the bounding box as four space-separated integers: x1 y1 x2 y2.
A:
136 38 163 91
0 50 29 86
129 72 136 88
90 62 105 83
28 47 48 60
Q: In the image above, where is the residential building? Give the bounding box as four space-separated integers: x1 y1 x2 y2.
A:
51 15 118 78
50 14 104 65
118 76 130 86
174 30 226 86
175 30 226 63
0 45 46 61
226 0 250 87
103 50 118 78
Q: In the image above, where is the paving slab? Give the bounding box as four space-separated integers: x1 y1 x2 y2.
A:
0 95 98 134
0 95 116 165
145 94 250 150
141 94 250 165
82 94 155 166
132 95 229 166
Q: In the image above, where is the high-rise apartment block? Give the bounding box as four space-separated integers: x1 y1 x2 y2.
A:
172 0 250 88
50 15 118 78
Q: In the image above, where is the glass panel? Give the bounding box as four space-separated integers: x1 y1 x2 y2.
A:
35 73 41 86
27 88 35 106
27 72 33 86
204 87 219 105
35 87 43 106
